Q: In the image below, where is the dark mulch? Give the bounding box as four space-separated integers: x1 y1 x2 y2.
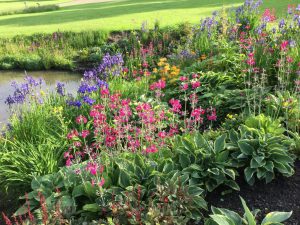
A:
206 160 300 225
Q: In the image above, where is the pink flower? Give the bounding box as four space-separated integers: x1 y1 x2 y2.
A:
81 130 90 138
281 40 289 51
146 145 158 154
86 162 98 176
179 76 188 81
189 93 198 104
76 115 87 124
181 83 189 90
192 73 199 79
67 129 79 140
158 131 167 139
93 104 105 111
246 52 255 66
169 99 182 113
100 87 110 97
98 177 105 187
142 62 149 68
286 56 293 63
66 158 72 167
191 81 201 89
207 108 217 121
191 108 205 121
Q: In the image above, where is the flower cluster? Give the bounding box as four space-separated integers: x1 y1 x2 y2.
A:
5 76 44 106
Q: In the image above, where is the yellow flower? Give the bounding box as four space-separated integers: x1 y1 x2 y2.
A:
157 62 164 67
160 57 167 62
53 106 63 114
40 90 46 96
227 114 234 119
282 102 289 108
153 68 158 73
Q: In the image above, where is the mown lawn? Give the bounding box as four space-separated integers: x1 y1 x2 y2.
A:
0 0 67 13
0 0 298 37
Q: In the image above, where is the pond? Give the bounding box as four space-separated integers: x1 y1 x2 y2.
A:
0 70 81 126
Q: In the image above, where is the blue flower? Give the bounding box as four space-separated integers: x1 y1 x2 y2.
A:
56 82 65 96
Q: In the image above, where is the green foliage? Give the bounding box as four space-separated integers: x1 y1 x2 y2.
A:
228 124 295 185
173 133 239 192
205 197 292 225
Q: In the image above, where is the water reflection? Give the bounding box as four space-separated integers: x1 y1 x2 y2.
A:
0 70 81 125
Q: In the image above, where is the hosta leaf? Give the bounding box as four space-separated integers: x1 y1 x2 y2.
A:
265 161 274 172
181 138 194 152
216 151 229 162
193 196 207 209
225 180 240 191
179 154 191 169
244 167 256 185
194 133 210 150
188 185 204 196
229 129 239 144
265 171 275 183
83 203 101 213
60 195 75 209
72 184 85 198
250 156 265 169
238 141 255 155
214 134 227 153
211 207 243 225
118 170 131 188
240 197 256 225
262 211 292 224
257 168 266 179
209 215 232 225
224 169 236 179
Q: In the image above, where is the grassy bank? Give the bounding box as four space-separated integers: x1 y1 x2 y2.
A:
0 0 298 37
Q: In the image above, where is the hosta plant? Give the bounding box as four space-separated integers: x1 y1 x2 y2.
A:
172 132 239 192
205 197 292 225
228 124 295 185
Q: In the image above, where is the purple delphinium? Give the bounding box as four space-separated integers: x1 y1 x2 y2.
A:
78 81 98 94
82 96 95 105
67 99 82 108
56 82 65 96
5 76 44 107
279 19 286 29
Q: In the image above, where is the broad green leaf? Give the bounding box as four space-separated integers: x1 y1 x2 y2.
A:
179 154 191 169
229 129 239 144
240 197 256 225
83 203 101 212
244 167 256 185
188 185 204 196
238 141 255 155
182 138 194 152
214 134 227 153
118 170 131 188
262 211 292 224
72 184 85 198
211 207 243 225
210 215 231 225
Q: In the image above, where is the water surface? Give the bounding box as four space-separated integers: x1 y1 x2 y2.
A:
0 70 81 125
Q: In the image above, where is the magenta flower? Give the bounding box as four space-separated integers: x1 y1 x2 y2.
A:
76 115 87 124
81 130 90 138
181 83 189 90
146 145 158 154
98 177 105 187
191 81 201 89
169 98 182 113
280 40 289 51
